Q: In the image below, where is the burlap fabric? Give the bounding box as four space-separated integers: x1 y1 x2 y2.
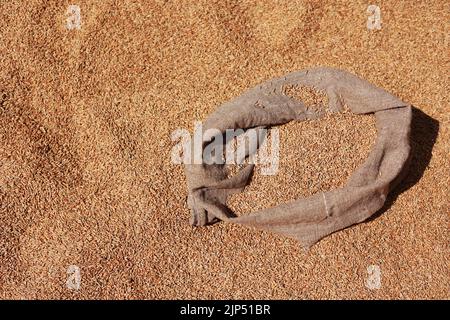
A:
185 67 412 247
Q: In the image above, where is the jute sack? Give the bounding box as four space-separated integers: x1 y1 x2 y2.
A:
185 67 412 247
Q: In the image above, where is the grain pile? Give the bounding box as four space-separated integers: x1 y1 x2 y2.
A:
0 1 448 299
228 109 378 214
282 84 329 113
